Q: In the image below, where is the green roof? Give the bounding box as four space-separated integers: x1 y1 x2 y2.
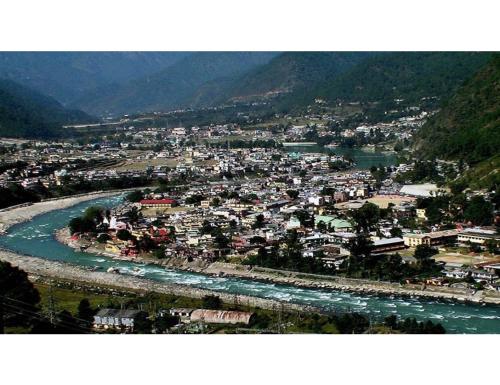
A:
315 216 352 229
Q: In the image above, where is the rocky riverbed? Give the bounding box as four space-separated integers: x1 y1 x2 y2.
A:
0 248 320 313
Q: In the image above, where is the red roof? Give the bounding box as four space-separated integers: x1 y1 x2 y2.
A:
140 199 176 205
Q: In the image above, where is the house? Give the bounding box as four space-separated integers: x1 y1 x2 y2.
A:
190 309 254 325
286 216 302 230
166 308 194 322
139 198 177 208
314 216 352 232
457 228 500 246
371 237 405 254
403 230 458 247
334 191 348 202
93 308 145 331
416 208 427 220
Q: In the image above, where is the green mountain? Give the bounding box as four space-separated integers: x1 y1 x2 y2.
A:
212 52 373 104
0 79 94 138
309 52 492 105
191 52 491 111
0 52 189 105
73 52 278 116
415 55 500 189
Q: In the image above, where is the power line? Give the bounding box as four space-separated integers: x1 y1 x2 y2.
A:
2 303 90 334
1 295 94 329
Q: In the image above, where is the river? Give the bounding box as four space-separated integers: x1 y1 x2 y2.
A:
1 195 499 333
285 144 397 169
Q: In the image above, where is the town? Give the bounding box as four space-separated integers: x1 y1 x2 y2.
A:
1 107 498 334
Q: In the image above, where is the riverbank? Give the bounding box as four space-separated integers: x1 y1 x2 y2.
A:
0 248 320 314
0 191 124 234
3 193 500 310
56 226 500 306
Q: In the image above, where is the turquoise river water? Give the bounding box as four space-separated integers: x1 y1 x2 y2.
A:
1 195 499 333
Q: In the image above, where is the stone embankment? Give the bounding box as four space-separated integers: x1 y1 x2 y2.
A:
199 262 500 305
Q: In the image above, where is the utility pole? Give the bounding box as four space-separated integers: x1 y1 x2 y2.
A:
47 284 56 325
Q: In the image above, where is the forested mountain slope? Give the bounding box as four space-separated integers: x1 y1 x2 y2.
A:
0 79 94 138
415 55 499 189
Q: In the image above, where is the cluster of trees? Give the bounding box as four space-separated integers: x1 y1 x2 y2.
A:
417 194 494 226
343 237 440 281
51 175 152 198
0 261 96 334
68 206 104 234
0 184 45 210
350 202 380 233
394 161 442 184
384 315 445 334
200 221 231 250
243 231 335 275
126 190 144 203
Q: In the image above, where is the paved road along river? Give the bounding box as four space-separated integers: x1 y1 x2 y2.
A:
1 195 499 333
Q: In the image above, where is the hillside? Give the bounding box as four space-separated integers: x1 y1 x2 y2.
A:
415 55 500 189
0 79 94 138
214 52 373 104
73 52 279 116
309 52 492 105
0 52 188 105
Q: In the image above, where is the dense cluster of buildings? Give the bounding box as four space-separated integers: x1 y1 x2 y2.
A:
1 111 498 291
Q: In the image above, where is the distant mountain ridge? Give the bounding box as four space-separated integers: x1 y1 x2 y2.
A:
72 52 279 116
200 51 375 106
224 52 373 99
1 52 493 117
158 52 492 112
0 52 189 105
0 78 94 138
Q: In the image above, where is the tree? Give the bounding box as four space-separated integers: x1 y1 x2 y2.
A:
485 240 500 255
202 295 222 310
252 214 265 229
133 312 152 334
83 206 104 223
126 190 144 203
351 202 380 233
334 313 370 334
125 207 140 223
0 261 41 333
154 314 179 333
213 229 230 249
414 244 438 272
77 299 95 324
96 233 111 243
286 189 299 200
390 227 403 237
345 235 373 277
464 196 493 226
153 246 166 259
116 229 133 241
68 217 95 234
317 221 328 232
295 210 314 228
